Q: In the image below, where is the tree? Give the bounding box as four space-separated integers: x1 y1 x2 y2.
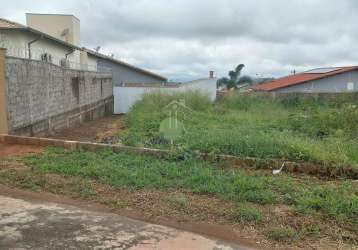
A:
217 64 246 89
237 75 253 85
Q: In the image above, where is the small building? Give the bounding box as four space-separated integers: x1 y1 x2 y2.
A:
86 49 167 85
0 15 89 70
253 67 358 93
0 13 166 83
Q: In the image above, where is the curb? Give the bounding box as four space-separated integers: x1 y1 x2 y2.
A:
0 134 168 157
1 134 357 179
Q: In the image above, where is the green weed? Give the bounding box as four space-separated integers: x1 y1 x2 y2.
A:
120 91 358 168
265 226 297 242
22 148 358 223
166 195 190 210
232 204 262 223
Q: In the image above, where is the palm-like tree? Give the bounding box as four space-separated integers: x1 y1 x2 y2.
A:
218 64 246 89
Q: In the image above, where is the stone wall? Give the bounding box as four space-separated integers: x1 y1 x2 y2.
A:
4 56 113 136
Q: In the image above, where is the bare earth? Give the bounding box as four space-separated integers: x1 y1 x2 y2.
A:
48 115 125 142
0 193 251 250
0 143 43 157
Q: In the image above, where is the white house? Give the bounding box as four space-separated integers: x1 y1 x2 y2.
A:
0 13 166 82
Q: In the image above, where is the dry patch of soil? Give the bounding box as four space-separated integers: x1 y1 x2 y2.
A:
48 115 125 142
0 143 43 157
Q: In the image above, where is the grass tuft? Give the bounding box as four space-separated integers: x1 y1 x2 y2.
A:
232 204 262 223
265 226 297 242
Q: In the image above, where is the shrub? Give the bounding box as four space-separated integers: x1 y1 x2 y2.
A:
166 195 190 210
265 226 297 242
217 92 277 111
287 104 358 138
232 204 262 223
295 183 358 223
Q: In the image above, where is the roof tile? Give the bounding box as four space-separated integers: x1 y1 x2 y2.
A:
253 66 358 91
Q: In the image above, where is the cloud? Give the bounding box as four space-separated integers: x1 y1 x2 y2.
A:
1 0 358 80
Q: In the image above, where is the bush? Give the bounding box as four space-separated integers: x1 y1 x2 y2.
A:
166 195 190 210
265 226 297 242
287 104 358 138
217 92 277 111
295 183 358 223
232 204 262 223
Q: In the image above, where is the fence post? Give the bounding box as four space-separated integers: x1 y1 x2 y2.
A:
0 48 9 134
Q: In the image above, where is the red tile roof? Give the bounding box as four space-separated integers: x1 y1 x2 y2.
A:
253 66 358 91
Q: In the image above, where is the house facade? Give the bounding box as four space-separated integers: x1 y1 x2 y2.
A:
0 17 84 69
0 14 166 83
253 67 358 93
91 50 167 85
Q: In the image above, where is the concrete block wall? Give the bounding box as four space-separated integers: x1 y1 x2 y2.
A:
3 55 114 136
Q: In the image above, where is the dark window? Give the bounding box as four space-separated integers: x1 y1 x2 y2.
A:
100 79 103 97
40 53 52 63
71 77 80 104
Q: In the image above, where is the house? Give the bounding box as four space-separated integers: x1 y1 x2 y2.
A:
86 49 167 85
253 67 358 93
0 16 88 70
0 13 167 83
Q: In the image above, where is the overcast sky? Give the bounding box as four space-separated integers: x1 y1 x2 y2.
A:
1 0 358 81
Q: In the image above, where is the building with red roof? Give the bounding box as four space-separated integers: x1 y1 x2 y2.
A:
253 66 358 93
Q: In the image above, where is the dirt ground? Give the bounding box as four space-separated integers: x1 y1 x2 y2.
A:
48 115 125 142
0 143 43 157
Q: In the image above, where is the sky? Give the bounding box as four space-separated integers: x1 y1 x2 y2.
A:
1 0 358 81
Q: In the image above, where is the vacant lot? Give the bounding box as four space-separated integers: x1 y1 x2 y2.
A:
0 148 355 249
1 92 357 249
117 92 358 171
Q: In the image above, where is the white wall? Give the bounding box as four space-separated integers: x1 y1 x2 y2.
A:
87 53 98 71
0 30 81 67
114 78 217 114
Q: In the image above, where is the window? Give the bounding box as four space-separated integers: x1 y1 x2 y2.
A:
60 58 69 68
40 53 53 63
100 79 103 97
71 77 80 104
347 82 354 91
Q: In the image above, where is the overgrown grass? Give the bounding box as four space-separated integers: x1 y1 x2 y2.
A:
117 91 358 167
232 204 262 223
23 148 358 225
265 226 297 242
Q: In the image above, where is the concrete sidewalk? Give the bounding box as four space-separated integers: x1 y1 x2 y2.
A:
0 195 251 250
